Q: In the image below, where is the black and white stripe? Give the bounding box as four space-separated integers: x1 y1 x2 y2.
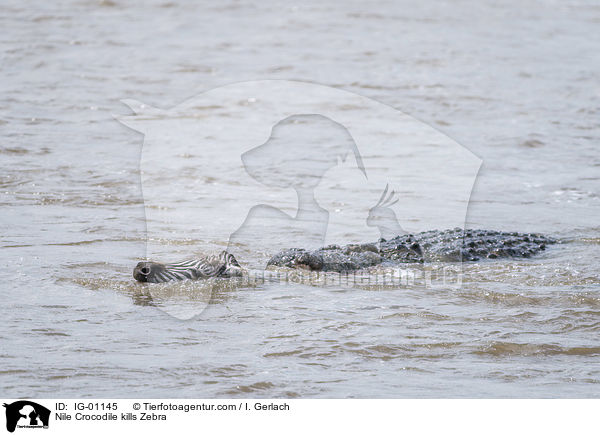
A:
133 251 243 283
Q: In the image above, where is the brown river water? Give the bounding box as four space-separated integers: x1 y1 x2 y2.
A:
1 0 599 397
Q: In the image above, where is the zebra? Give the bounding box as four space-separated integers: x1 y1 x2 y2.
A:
133 251 243 283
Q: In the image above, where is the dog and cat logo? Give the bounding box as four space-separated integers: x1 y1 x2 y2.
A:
3 401 50 432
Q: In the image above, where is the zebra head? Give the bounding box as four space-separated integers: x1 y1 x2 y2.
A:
133 252 243 283
133 261 171 283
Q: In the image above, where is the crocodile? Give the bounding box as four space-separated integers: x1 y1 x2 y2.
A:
267 228 556 272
